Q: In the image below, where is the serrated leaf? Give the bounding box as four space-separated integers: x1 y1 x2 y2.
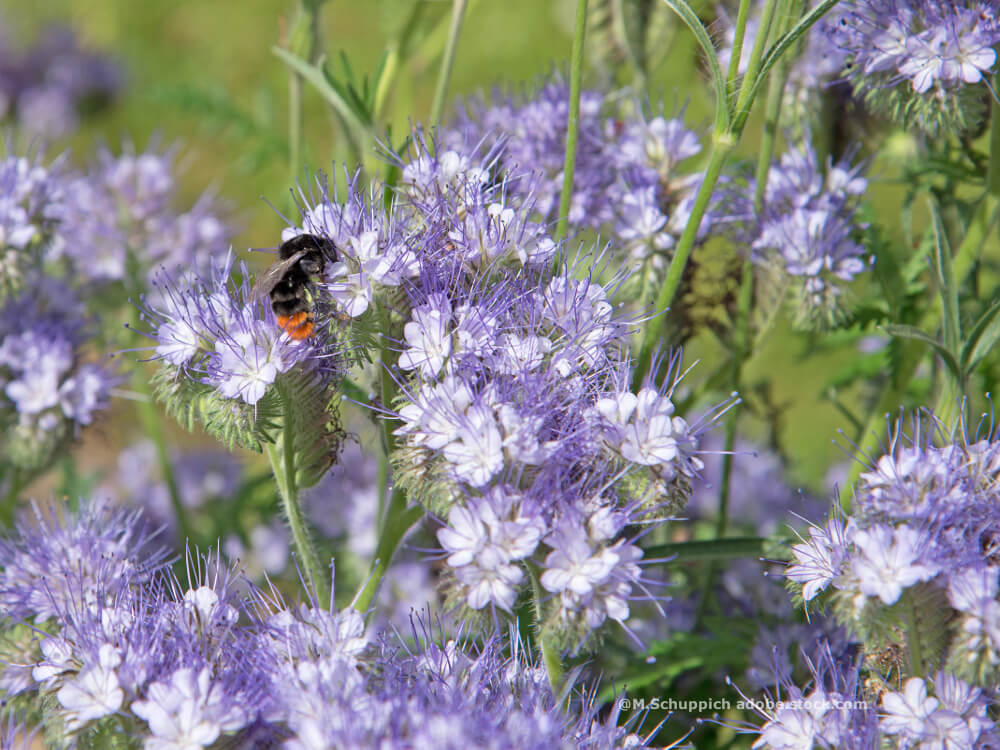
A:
961 300 1000 373
883 324 961 378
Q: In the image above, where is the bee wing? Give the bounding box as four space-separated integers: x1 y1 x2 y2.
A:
249 250 307 301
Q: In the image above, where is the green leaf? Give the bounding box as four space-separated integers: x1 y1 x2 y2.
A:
273 47 371 141
659 0 730 132
883 323 961 378
929 201 962 355
597 621 756 702
643 536 767 562
822 350 889 391
961 300 1000 374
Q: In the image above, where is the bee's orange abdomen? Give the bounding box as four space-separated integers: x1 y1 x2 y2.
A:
277 311 315 340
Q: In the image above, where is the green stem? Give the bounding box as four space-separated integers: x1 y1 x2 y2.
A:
429 0 469 128
633 136 735 388
285 1 321 182
353 305 424 615
527 562 564 697
289 72 303 181
352 488 423 615
267 409 329 609
0 468 24 527
554 0 589 245
725 0 753 101
731 0 780 121
697 17 792 625
135 371 192 545
374 1 426 121
902 589 925 677
988 51 1000 197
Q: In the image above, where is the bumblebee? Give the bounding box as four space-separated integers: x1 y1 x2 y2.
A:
254 233 338 340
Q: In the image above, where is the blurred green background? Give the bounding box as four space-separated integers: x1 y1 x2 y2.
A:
2 0 872 491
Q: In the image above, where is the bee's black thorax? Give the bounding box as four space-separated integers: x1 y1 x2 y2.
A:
269 234 337 317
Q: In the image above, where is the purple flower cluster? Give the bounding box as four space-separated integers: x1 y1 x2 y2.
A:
786 413 1000 688
144 252 327 406
52 144 232 288
0 25 121 140
274 129 728 645
440 81 723 306
0 283 116 471
746 641 998 749
0 497 661 749
743 139 870 329
0 152 64 294
829 0 1000 134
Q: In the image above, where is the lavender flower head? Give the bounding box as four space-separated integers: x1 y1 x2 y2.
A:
141 249 343 456
747 138 870 330
0 282 115 471
830 0 1000 135
52 143 232 289
0 25 122 140
0 151 64 297
786 412 1000 688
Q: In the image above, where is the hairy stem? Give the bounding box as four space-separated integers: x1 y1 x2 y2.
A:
724 0 753 101
527 562 564 697
633 137 734 388
429 0 469 128
901 589 925 678
554 0 589 245
267 406 330 608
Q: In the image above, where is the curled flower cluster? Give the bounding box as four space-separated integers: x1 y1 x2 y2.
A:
829 0 1000 135
786 413 1000 688
141 249 346 470
0 498 659 749
742 139 870 329
0 24 121 140
0 284 115 471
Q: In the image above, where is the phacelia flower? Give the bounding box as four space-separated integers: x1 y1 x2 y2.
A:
830 1 1000 135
